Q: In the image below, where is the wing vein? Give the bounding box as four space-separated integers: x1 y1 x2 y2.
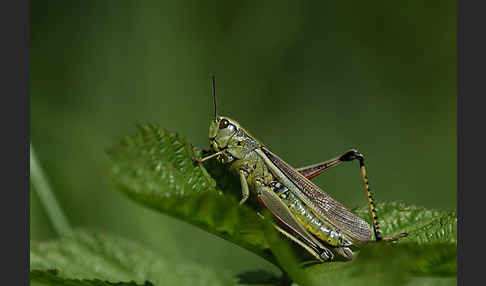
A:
260 147 372 242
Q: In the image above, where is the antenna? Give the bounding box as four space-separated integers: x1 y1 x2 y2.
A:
210 74 217 119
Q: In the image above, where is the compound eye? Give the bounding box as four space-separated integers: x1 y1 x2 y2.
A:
219 119 229 129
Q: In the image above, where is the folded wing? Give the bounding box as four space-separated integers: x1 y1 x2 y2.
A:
260 147 372 243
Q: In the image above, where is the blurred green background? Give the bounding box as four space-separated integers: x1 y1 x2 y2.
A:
30 0 456 277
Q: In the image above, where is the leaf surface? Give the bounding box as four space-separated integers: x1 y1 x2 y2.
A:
30 230 237 286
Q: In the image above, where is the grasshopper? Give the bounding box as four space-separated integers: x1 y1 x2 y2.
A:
193 76 407 262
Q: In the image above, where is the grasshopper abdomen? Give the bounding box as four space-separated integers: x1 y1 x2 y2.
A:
268 180 351 248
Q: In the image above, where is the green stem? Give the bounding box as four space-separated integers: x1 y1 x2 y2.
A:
30 143 72 236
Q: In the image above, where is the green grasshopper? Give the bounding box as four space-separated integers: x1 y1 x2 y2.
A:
194 76 407 262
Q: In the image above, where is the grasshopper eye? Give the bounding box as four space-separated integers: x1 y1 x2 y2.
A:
219 119 229 129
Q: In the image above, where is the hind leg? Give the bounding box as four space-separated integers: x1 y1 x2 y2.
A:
296 149 407 242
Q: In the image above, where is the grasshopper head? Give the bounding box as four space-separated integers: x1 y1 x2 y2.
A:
209 116 241 153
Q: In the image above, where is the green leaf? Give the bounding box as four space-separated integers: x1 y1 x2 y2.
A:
31 269 151 286
107 124 457 283
107 124 274 263
30 230 237 286
234 270 280 285
353 201 457 245
354 202 457 277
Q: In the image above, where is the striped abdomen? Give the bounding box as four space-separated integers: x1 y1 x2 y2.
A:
268 180 352 247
